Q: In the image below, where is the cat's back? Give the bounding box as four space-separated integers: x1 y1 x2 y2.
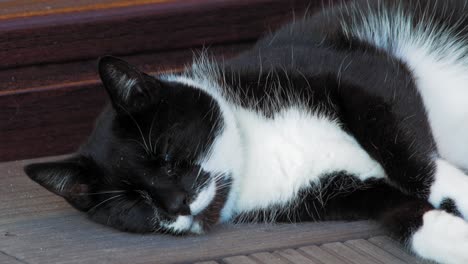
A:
226 0 468 169
337 0 468 169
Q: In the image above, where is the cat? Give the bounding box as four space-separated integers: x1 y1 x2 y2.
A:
24 0 468 263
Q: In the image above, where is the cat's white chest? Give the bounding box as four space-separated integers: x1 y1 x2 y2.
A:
231 107 385 213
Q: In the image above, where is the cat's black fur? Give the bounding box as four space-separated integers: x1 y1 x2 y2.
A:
25 58 228 233
25 1 468 262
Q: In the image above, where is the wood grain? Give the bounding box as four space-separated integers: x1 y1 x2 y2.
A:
345 239 407 264
0 0 326 161
0 42 251 91
0 82 108 162
368 237 430 264
0 155 430 263
207 239 433 264
0 252 24 264
222 256 259 264
0 155 387 264
321 243 383 264
276 249 321 264
249 252 289 264
0 0 311 70
0 43 249 162
0 0 175 20
298 246 349 264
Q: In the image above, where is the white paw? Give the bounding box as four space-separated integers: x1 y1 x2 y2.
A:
430 159 468 219
412 210 468 264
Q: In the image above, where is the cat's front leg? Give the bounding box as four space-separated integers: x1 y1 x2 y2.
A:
428 159 468 219
333 182 468 264
337 83 468 219
383 156 468 221
411 210 468 264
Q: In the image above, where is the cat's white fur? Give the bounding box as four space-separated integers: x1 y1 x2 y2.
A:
161 215 193 233
341 0 468 170
430 160 468 219
163 2 468 262
218 107 384 213
412 210 468 264
166 73 385 223
189 179 216 216
340 1 468 263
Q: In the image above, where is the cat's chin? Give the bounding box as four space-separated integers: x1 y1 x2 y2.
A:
157 176 231 235
190 178 234 234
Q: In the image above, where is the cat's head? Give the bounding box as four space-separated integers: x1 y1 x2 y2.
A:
24 56 240 234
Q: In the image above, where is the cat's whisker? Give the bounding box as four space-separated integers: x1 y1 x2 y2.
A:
79 190 127 196
192 167 204 189
148 110 159 153
87 194 124 213
215 182 232 190
215 185 231 192
125 139 149 154
117 104 151 154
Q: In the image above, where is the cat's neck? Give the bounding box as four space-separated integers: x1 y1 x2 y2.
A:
163 72 245 221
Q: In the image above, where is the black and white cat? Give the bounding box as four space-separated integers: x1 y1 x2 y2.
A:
25 0 468 263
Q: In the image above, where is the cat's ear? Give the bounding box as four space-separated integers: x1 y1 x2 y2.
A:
98 56 161 113
24 156 94 210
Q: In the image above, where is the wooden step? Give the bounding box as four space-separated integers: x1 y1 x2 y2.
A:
0 0 325 162
0 155 423 264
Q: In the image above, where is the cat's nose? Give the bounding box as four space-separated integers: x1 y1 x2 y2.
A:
161 191 191 216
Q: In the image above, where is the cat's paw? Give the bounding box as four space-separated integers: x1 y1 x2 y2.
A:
411 210 468 264
430 160 468 220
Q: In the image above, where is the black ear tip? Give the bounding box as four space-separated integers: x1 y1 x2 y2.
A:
98 56 136 79
98 55 128 67
98 55 118 69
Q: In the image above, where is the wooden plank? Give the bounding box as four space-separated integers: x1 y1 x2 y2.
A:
0 0 175 20
344 239 407 264
0 217 385 264
200 238 420 264
275 249 321 264
0 251 24 264
0 155 80 225
0 156 386 264
223 256 259 264
2 157 421 264
0 44 249 162
299 245 349 264
0 82 108 162
0 42 251 91
368 237 432 264
250 252 289 264
321 243 383 264
0 0 312 69
0 0 346 162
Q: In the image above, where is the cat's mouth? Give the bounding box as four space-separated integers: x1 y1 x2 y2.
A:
159 175 231 235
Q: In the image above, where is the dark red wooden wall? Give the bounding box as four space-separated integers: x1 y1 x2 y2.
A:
0 0 340 161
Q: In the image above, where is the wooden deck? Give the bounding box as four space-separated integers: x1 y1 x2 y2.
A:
0 1 429 263
0 156 430 264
